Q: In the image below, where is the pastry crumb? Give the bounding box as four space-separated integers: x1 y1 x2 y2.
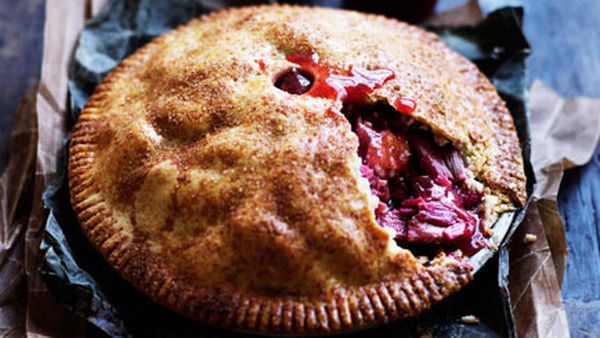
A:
461 315 480 324
523 233 537 243
416 327 433 338
417 256 429 264
433 133 449 146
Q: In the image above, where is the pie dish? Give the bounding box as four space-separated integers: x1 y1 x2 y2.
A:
68 5 526 335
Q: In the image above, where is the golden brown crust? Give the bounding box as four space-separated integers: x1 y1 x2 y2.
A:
69 5 524 334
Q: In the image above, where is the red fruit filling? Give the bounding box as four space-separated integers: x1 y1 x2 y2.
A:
274 67 314 95
276 54 488 256
356 120 411 179
284 53 395 104
348 104 487 255
393 97 417 115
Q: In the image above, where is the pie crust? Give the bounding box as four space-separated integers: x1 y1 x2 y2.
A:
68 5 526 334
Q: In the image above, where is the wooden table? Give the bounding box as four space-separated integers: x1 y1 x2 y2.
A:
1 1 598 337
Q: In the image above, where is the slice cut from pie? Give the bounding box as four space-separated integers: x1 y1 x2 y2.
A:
68 5 526 335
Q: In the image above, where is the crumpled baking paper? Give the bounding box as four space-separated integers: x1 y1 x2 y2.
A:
507 81 600 338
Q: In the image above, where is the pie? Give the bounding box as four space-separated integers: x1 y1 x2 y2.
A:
68 5 526 335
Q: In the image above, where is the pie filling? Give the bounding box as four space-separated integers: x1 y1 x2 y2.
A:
274 55 488 257
349 105 487 256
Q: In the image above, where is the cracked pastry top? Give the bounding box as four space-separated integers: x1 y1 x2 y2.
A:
68 5 526 335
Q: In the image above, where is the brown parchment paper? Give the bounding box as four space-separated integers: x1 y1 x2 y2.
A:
507 80 600 338
529 80 600 283
0 91 37 338
0 0 91 336
0 0 597 337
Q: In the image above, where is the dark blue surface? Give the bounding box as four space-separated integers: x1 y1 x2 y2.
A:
558 143 600 337
560 148 600 301
0 0 45 171
521 1 600 98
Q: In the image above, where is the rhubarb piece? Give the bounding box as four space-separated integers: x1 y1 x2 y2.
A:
409 132 453 180
411 175 455 201
377 208 407 240
404 193 485 255
443 146 467 183
389 177 411 202
360 164 391 201
355 120 410 179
